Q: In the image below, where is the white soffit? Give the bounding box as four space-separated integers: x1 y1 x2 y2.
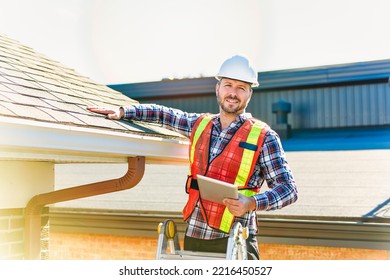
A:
0 116 189 164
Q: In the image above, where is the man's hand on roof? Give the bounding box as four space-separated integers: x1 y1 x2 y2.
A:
87 107 124 120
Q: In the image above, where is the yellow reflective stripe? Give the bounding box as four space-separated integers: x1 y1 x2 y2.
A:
234 121 263 186
219 189 257 232
189 116 212 164
239 189 257 197
220 208 234 233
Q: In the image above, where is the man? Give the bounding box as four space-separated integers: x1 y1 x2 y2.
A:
88 55 298 260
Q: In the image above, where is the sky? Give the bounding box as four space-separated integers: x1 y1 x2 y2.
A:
1 0 390 85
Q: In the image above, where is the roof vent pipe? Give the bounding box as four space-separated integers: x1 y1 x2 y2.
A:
272 99 292 139
24 156 145 260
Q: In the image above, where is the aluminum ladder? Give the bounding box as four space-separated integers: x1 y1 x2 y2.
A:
156 219 248 260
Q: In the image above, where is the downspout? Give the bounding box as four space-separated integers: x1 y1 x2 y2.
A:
24 156 145 260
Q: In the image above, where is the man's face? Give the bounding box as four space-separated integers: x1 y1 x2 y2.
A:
216 78 252 115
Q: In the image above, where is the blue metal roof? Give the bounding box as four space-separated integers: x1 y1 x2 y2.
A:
258 59 390 90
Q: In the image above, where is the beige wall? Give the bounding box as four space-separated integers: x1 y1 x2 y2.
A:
0 161 54 209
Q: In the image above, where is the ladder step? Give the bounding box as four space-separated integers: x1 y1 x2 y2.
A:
159 250 227 260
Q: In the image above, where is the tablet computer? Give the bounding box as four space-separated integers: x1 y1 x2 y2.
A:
197 175 238 204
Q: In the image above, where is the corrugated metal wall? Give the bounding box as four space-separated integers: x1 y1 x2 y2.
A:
109 60 390 130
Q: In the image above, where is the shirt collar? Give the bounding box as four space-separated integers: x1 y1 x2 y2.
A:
212 112 252 127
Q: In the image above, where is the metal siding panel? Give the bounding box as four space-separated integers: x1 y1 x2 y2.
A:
384 84 390 124
353 85 363 125
316 88 324 128
304 90 318 128
303 89 310 128
255 91 273 124
376 84 387 125
298 89 307 128
369 84 379 125
346 86 355 127
253 91 276 124
338 87 346 127
305 90 320 128
361 85 370 126
377 84 386 125
293 89 303 128
288 90 301 129
285 91 295 128
330 88 340 127
259 92 269 124
367 84 375 125
330 87 338 127
323 88 332 128
272 92 281 123
309 88 317 128
269 91 279 124
287 90 296 128
368 84 375 125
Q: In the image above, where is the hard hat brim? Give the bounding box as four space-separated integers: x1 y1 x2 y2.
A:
215 76 259 88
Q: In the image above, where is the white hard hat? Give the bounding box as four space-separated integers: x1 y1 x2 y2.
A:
216 55 259 87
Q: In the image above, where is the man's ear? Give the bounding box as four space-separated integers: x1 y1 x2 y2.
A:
248 91 253 103
215 83 219 96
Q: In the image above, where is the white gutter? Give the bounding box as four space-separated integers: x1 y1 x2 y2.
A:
0 116 189 164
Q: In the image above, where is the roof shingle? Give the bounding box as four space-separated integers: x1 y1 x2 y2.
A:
0 34 184 139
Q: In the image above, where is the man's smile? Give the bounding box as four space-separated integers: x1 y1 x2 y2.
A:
225 97 240 104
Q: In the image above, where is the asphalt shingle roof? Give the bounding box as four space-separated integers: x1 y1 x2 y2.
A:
0 34 184 139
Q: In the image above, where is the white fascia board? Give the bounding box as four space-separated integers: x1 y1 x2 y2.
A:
0 117 189 164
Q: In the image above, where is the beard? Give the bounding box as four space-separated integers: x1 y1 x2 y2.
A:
217 91 247 114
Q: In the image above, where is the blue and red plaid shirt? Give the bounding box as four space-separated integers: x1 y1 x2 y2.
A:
123 104 298 239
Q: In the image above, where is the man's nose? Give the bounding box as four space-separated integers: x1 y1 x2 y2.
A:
228 87 239 96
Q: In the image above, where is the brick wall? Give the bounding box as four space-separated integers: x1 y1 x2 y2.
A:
49 231 390 260
0 208 50 260
260 243 390 260
0 208 25 260
49 232 159 260
40 208 50 260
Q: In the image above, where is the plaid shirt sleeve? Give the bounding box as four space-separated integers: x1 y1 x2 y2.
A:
253 129 298 211
122 104 200 137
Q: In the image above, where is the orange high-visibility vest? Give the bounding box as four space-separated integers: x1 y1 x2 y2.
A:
182 114 269 233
